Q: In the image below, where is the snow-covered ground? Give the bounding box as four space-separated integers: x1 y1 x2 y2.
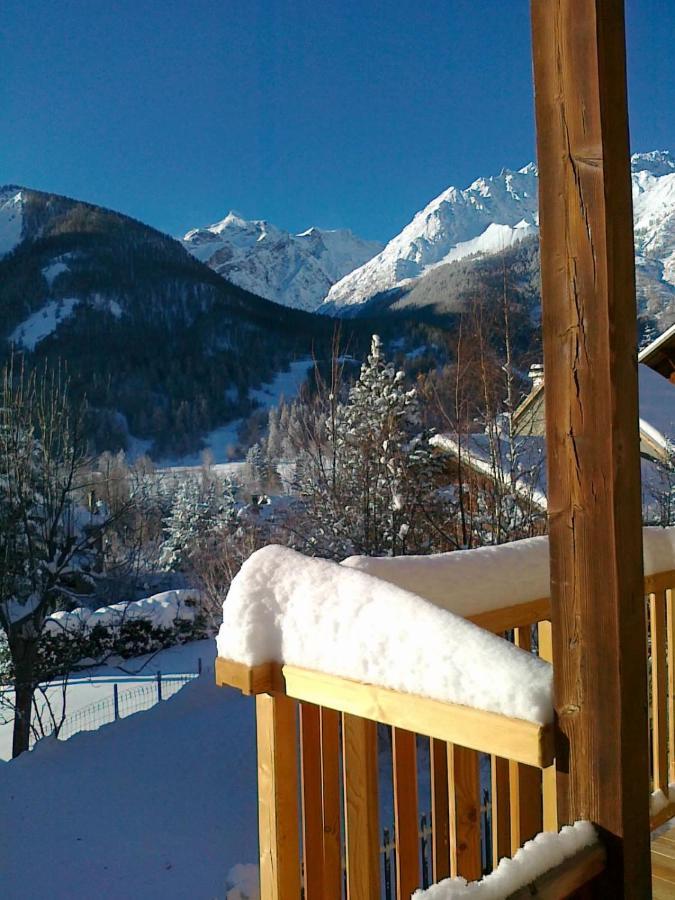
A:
9 297 80 350
0 639 209 761
0 639 259 898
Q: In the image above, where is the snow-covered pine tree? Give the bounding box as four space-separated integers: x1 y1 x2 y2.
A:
296 335 442 558
159 474 238 572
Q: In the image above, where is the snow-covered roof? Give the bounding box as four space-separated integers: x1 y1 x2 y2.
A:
430 431 548 511
639 322 675 364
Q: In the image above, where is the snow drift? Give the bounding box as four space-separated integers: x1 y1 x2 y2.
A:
216 545 553 725
342 525 675 616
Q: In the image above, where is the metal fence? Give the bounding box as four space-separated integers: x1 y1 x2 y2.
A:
379 792 492 899
32 667 202 745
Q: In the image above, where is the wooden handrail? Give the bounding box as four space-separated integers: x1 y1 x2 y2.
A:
216 657 554 768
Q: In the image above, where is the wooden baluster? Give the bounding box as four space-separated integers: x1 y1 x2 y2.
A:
300 703 324 898
491 756 511 868
651 591 668 794
342 713 380 900
393 727 420 896
320 707 342 900
448 743 481 880
430 738 451 880
537 620 558 832
256 693 301 900
509 626 542 853
668 589 675 787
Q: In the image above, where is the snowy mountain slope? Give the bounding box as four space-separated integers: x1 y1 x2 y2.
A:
0 186 24 256
0 186 340 459
182 212 382 312
320 164 539 313
321 152 675 328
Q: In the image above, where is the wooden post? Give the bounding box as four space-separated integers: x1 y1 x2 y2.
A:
531 1 651 894
256 693 301 900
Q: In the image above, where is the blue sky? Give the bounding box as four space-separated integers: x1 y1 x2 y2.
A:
2 0 673 242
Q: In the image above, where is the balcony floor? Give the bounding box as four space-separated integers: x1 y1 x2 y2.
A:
652 825 675 897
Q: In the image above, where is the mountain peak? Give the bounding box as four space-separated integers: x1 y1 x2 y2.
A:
631 150 675 178
182 213 383 312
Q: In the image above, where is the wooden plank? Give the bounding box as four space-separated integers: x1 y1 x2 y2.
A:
448 743 481 881
505 843 606 899
531 0 652 893
299 703 324 899
342 713 380 900
491 756 511 868
537 621 558 833
320 707 342 900
509 627 543 852
650 802 675 831
645 571 675 595
651 592 669 794
509 758 543 854
668 589 675 786
430 738 451 881
281 665 553 769
216 658 282 695
392 727 421 897
256 693 301 900
468 597 551 634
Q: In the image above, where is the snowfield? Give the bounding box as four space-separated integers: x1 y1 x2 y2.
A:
9 298 80 350
0 640 259 899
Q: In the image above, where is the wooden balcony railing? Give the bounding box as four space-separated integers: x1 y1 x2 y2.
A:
216 566 675 899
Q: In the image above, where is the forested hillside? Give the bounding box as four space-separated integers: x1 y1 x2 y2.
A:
0 187 337 456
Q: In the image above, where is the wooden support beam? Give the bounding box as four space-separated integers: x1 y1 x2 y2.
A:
531 0 652 893
342 714 380 900
392 727 421 897
256 693 301 900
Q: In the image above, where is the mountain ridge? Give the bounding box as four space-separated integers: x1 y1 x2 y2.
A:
182 212 382 312
319 150 675 329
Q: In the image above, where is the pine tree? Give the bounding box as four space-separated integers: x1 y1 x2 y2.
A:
159 475 238 572
296 335 442 558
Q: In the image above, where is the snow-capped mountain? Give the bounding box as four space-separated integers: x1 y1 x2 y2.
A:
182 213 383 312
320 152 675 327
320 165 539 313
